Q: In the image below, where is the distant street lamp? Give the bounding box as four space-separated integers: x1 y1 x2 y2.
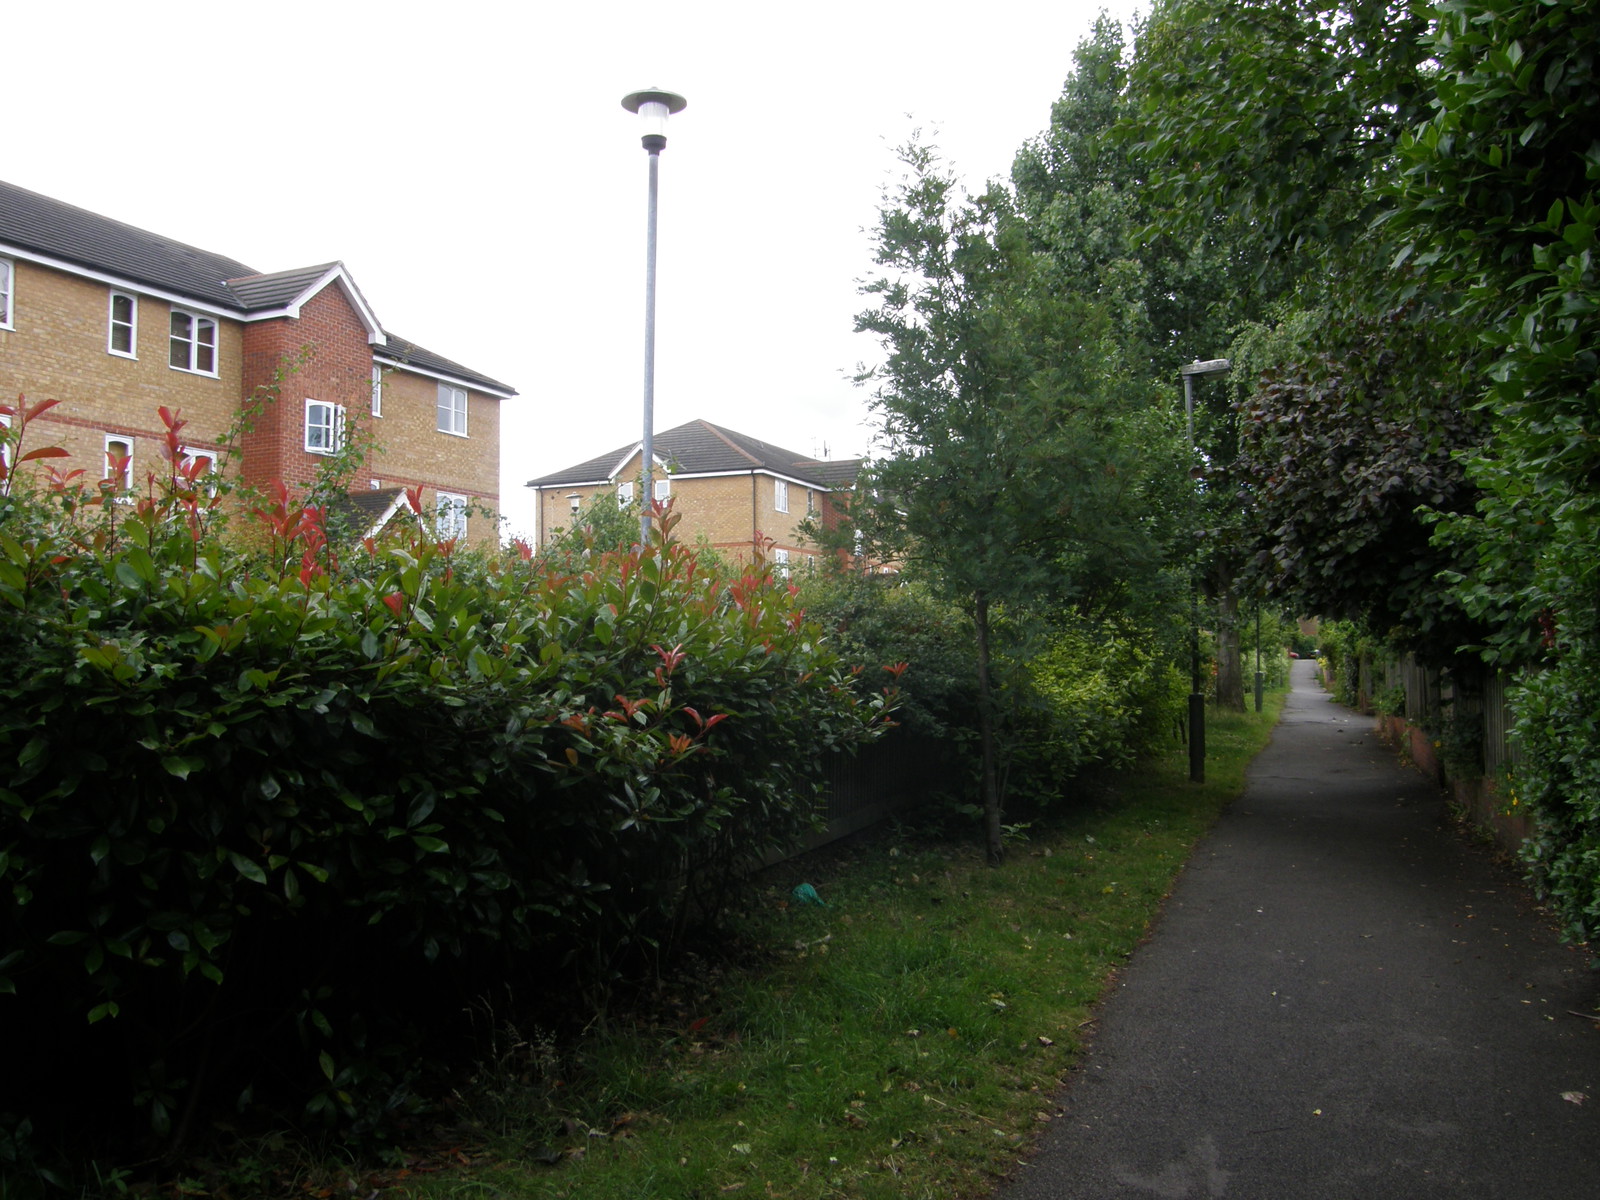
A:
621 87 687 544
1179 357 1232 784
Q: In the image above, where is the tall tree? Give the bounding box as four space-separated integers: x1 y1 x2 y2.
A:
1122 0 1482 674
1014 12 1290 710
855 139 1181 863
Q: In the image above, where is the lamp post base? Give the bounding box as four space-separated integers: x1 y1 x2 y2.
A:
1188 692 1205 783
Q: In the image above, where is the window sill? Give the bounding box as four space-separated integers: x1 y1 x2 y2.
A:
168 364 220 378
435 428 470 439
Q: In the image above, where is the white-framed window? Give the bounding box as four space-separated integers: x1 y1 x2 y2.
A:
774 478 789 513
1 413 12 470
1 256 15 329
304 399 344 455
181 447 216 487
169 308 217 374
370 364 383 417
436 383 467 436
104 435 134 491
773 547 791 579
653 476 671 502
108 291 138 357
435 491 468 539
617 480 635 506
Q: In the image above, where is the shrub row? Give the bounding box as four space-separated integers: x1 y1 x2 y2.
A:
0 404 898 1155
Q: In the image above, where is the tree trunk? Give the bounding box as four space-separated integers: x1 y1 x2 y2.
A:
1215 586 1246 711
974 592 1005 866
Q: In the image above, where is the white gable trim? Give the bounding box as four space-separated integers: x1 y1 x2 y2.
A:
374 353 517 400
273 262 385 344
359 491 415 541
649 466 844 491
606 445 672 481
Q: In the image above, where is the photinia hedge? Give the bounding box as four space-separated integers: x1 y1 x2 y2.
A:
0 399 899 1148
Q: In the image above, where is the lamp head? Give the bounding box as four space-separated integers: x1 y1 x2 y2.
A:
1179 358 1232 379
622 88 688 151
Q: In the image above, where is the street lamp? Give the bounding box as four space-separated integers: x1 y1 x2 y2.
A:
621 87 687 545
1178 357 1232 783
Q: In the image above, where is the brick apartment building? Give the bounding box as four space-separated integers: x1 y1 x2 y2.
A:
0 179 515 544
528 419 861 569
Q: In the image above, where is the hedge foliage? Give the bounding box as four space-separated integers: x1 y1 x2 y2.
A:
0 400 898 1148
798 571 1193 811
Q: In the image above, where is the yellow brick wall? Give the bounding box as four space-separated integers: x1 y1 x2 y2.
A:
366 366 503 548
0 258 504 548
535 450 828 564
0 259 242 485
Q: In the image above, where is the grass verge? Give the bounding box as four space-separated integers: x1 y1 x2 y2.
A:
388 693 1286 1200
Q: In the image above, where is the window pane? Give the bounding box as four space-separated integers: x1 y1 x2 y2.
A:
105 438 132 488
196 320 216 373
437 384 467 434
306 403 331 451
110 294 135 354
170 311 191 368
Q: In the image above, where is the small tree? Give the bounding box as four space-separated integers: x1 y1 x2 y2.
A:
855 140 1179 863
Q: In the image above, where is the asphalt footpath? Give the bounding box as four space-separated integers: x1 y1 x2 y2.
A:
997 658 1600 1200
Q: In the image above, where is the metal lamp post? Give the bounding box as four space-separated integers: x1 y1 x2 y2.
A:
621 87 687 545
1255 601 1265 714
1179 357 1232 783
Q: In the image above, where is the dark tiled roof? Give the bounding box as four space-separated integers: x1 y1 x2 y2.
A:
377 334 516 398
224 263 341 310
1 178 516 397
527 419 861 489
1 178 258 306
326 487 413 537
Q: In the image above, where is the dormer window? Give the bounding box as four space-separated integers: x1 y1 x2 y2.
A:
169 308 217 374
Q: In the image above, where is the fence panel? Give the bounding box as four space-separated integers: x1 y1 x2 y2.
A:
1482 670 1519 774
813 731 958 846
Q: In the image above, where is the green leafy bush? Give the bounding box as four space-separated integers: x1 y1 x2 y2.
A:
0 401 897 1154
797 571 978 743
1513 626 1600 941
1018 623 1186 783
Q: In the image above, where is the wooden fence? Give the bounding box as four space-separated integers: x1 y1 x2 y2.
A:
805 731 959 850
1344 651 1529 850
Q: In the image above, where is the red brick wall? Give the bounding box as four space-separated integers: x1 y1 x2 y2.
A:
237 282 503 547
239 284 377 492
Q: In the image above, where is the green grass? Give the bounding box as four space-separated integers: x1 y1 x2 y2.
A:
397 694 1287 1200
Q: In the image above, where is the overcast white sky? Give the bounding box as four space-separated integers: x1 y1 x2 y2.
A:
5 0 1140 540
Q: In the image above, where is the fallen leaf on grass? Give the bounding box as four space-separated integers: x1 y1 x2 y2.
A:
1561 1091 1588 1106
